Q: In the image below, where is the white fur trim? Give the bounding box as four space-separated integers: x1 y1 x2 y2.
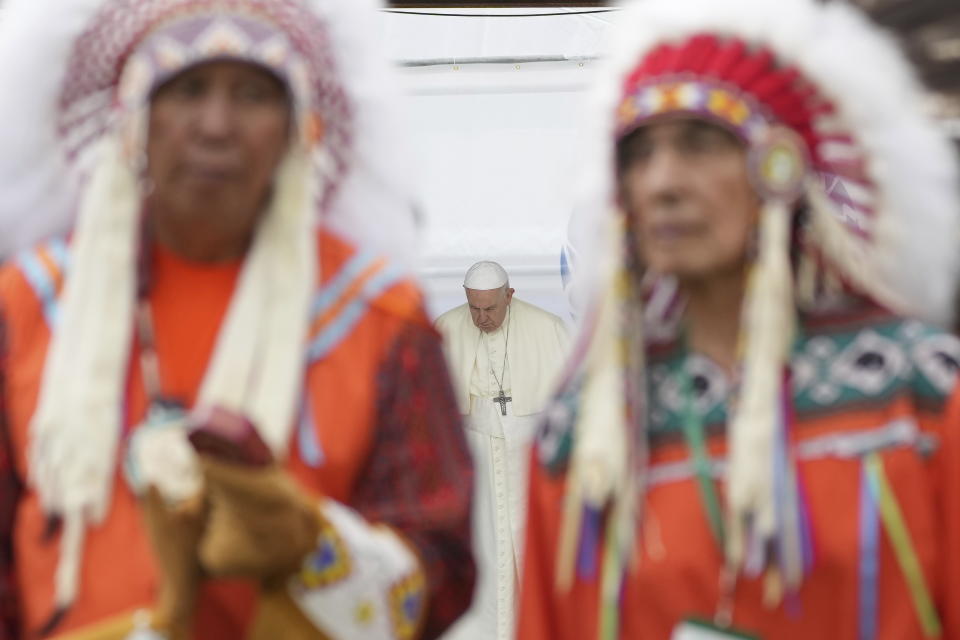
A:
197 146 317 455
28 132 139 610
29 134 138 524
726 200 795 566
125 409 202 504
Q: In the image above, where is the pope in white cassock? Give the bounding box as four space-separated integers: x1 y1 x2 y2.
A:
435 261 569 640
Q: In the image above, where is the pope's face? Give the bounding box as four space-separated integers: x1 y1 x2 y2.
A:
145 60 291 258
466 286 514 333
618 119 761 282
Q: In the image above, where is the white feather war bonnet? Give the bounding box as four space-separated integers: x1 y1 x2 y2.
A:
0 0 417 627
539 0 960 633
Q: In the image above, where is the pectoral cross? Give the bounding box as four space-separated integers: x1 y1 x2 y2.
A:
493 388 512 416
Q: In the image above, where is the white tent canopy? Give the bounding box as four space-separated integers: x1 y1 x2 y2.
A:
381 8 616 321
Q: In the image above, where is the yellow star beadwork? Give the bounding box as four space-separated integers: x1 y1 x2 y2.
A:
708 90 749 125
354 600 376 626
299 520 352 588
656 84 685 112
617 79 770 143
618 99 640 126
390 570 427 640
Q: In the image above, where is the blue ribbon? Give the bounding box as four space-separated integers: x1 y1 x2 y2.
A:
858 460 879 640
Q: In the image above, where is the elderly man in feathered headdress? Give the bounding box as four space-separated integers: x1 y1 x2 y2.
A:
520 0 960 638
0 0 474 638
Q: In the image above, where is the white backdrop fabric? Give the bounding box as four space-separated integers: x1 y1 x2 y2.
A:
380 8 616 322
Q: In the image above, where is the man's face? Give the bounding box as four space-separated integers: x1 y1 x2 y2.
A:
618 119 761 282
145 60 291 252
466 286 514 333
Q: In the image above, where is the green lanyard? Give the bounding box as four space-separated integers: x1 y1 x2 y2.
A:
677 359 726 548
673 324 804 551
864 452 942 636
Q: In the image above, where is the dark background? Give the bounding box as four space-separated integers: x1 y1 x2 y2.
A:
850 0 960 100
389 1 606 5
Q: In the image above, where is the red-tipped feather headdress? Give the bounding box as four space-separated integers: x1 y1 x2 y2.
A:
549 1 960 637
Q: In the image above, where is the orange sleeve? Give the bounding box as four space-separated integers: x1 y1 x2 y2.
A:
517 456 562 640
937 384 960 639
0 300 22 640
518 449 602 640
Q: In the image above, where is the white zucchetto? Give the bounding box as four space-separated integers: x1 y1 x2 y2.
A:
464 261 509 290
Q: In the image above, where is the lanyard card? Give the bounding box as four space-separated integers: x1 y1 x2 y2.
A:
671 618 760 640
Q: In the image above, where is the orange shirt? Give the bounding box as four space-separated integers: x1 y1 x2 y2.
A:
519 311 960 639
